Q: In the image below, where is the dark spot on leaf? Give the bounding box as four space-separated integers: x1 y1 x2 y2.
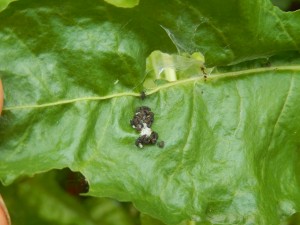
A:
59 169 89 196
158 141 165 148
140 91 146 100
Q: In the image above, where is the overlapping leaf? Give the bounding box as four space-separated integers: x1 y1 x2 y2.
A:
0 0 15 12
1 0 300 224
0 170 139 225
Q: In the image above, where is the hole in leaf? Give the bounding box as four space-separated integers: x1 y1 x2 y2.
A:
57 168 89 196
285 212 300 225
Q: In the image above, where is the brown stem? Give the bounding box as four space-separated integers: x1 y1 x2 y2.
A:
0 195 10 225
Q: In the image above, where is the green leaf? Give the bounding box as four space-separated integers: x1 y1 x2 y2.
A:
0 0 15 12
140 213 213 225
1 0 300 225
140 213 167 225
138 0 300 66
104 0 139 8
271 0 293 10
145 51 205 82
0 171 95 225
84 198 138 225
0 170 139 225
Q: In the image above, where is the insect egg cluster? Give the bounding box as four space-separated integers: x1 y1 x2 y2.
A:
130 106 154 131
130 106 159 148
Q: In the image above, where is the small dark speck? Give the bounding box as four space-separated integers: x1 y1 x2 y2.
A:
140 91 146 100
158 141 164 148
265 61 271 67
261 60 271 67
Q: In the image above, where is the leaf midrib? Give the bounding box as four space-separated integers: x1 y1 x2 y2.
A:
3 65 300 111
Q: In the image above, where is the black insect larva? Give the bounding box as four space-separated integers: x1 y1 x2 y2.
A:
150 131 158 144
130 106 163 149
140 91 146 100
201 66 207 79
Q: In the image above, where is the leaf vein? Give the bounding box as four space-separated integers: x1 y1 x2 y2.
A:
266 74 295 151
3 66 300 111
271 9 299 50
233 81 242 137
